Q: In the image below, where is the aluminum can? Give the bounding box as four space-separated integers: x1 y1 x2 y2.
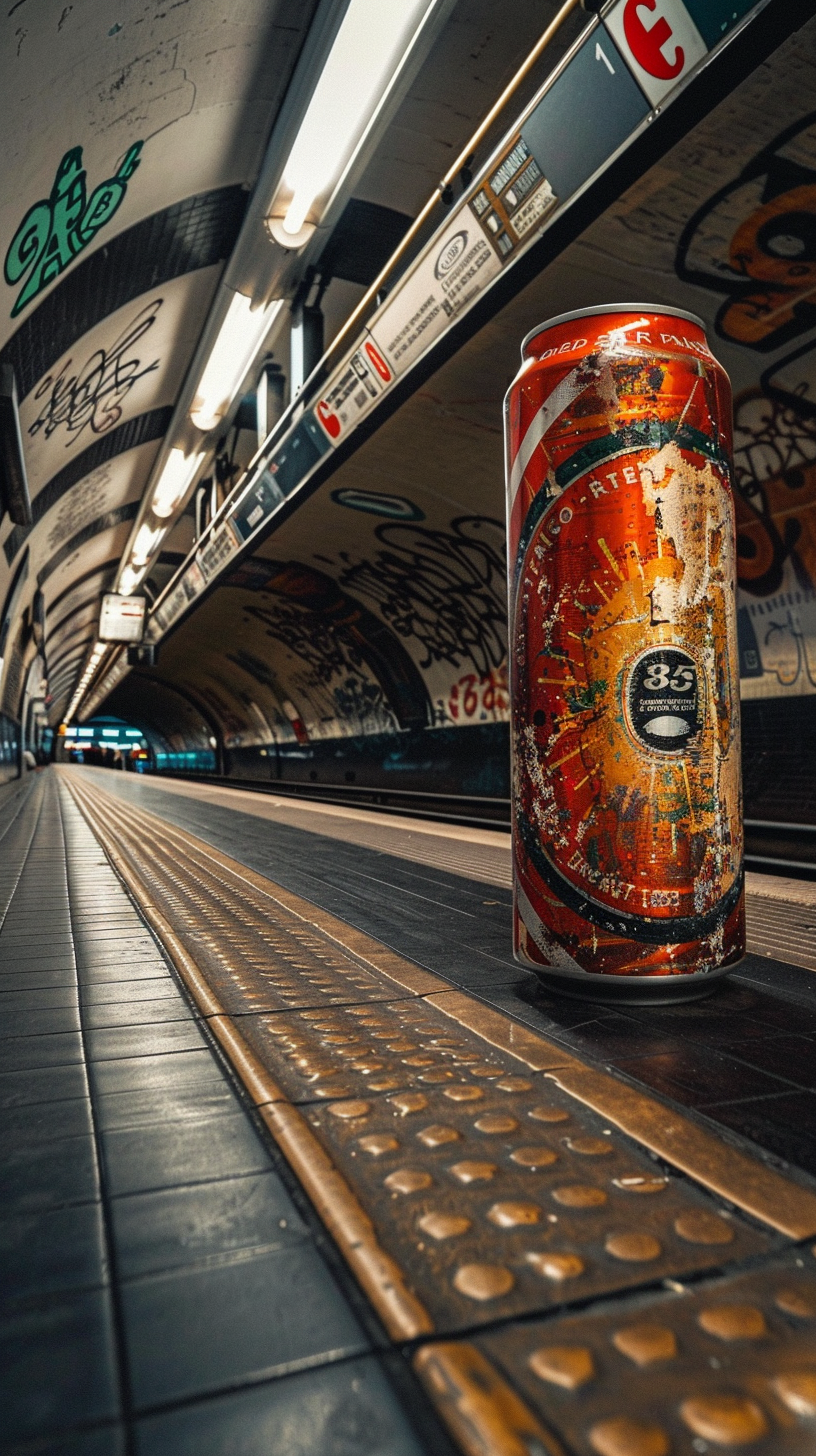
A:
504 305 744 999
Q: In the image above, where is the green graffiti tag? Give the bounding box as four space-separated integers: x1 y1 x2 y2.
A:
3 142 143 318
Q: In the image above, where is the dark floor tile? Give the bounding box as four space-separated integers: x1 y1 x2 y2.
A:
0 1062 88 1108
90 1049 223 1097
613 1044 797 1107
7 1423 127 1455
0 1006 81 1038
700 1090 816 1174
0 1202 107 1307
80 979 176 1006
135 1355 427 1456
1 1096 93 1145
0 1287 119 1444
0 986 79 1011
82 997 194 1031
112 1171 308 1278
94 1081 242 1133
526 1013 684 1062
712 1034 816 1091
0 1133 99 1213
0 969 78 992
123 1242 367 1408
101 1111 272 1196
85 1020 206 1063
0 1031 85 1073
79 965 173 987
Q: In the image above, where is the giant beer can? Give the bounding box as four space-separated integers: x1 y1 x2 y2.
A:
504 306 744 999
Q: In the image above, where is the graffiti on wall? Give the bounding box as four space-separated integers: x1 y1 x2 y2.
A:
226 557 432 734
335 516 508 681
4 142 143 317
676 111 816 695
28 300 162 444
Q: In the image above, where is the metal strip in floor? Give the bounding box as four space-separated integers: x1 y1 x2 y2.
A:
61 768 816 1456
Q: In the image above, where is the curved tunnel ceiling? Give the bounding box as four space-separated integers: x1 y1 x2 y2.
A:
103 14 816 769
0 0 565 729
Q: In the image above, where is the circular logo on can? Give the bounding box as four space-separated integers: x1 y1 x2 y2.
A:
625 646 701 753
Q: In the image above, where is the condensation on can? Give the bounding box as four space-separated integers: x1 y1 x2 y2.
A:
503 305 745 989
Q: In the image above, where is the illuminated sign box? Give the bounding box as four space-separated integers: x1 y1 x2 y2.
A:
99 593 146 643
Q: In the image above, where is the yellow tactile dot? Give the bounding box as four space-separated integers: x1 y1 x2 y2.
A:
416 1124 461 1148
403 1055 435 1066
474 1114 519 1135
528 1345 595 1390
453 1263 515 1301
612 1324 678 1366
674 1210 734 1244
605 1232 661 1262
487 1201 541 1228
588 1415 670 1456
772 1371 816 1417
613 1174 668 1195
357 1134 399 1156
568 1136 614 1156
526 1251 585 1281
496 1077 533 1093
775 1288 816 1318
449 1160 497 1183
384 1169 433 1194
367 1076 402 1091
417 1212 471 1240
323 1034 354 1044
698 1305 768 1340
529 1105 570 1124
443 1085 484 1102
510 1146 558 1169
551 1184 607 1208
327 1099 371 1119
419 1069 457 1083
388 1092 428 1115
680 1394 769 1444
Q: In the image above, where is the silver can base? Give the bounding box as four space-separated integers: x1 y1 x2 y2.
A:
522 958 740 1006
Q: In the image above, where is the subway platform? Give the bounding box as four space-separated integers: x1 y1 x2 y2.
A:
4 765 816 1455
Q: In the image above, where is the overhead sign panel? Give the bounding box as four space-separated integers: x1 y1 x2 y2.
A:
98 593 145 643
521 32 649 200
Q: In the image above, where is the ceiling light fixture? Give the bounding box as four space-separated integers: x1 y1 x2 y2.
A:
118 563 147 597
266 0 439 248
151 447 205 518
130 523 166 568
189 294 283 433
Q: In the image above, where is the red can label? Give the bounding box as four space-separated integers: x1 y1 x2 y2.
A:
505 310 744 978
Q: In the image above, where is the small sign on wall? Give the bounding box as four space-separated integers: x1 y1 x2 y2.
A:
99 593 146 643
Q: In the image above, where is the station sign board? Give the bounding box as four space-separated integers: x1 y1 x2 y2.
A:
98 593 145 643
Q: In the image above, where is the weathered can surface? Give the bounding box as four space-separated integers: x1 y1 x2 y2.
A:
504 306 744 993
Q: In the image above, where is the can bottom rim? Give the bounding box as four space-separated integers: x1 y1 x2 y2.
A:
515 955 740 1006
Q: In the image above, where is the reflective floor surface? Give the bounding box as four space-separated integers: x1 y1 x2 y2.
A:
3 766 816 1455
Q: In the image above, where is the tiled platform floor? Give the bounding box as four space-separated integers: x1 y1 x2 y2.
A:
85 767 816 1181
0 772 440 1455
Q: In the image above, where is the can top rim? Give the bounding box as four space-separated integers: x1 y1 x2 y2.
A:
521 304 707 357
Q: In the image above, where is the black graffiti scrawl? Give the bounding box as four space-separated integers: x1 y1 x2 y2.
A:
27 299 162 444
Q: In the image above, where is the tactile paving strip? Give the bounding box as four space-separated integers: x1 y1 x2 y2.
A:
470 1251 816 1454
304 1075 770 1334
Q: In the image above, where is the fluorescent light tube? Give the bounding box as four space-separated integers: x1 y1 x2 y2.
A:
190 294 283 432
118 563 146 597
152 448 205 518
273 0 437 241
130 524 166 567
